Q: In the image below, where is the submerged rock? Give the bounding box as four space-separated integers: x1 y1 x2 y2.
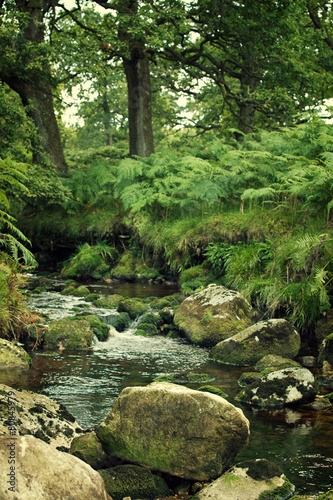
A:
192 459 294 500
99 464 170 500
0 435 111 499
45 318 94 351
237 367 318 408
210 319 301 366
96 382 250 481
0 339 31 371
174 284 253 347
0 383 83 449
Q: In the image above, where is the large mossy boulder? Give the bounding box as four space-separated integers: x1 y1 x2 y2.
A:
174 285 253 347
210 319 301 366
96 382 250 481
70 431 109 469
0 435 111 500
0 339 31 370
0 383 82 448
149 293 183 310
44 318 94 351
237 367 318 408
192 459 294 500
99 464 170 500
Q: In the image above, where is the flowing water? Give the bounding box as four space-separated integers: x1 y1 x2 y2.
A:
3 278 333 497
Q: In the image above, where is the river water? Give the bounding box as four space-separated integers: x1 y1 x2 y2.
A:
3 279 333 497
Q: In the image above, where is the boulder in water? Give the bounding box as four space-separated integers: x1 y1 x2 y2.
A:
45 318 94 351
237 367 318 408
96 382 250 481
0 339 31 371
192 459 294 500
210 319 300 366
174 285 252 347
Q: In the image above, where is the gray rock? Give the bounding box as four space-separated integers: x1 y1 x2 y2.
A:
96 382 250 481
192 459 294 500
210 319 301 366
0 383 82 449
237 367 318 408
0 435 111 499
174 284 252 347
255 354 301 372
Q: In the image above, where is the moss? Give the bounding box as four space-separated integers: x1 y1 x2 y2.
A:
316 490 333 499
61 285 76 295
112 312 131 332
258 476 294 500
111 252 137 281
70 285 90 297
198 385 228 398
94 294 123 309
135 328 149 336
238 372 263 387
154 372 215 385
98 464 170 500
149 294 183 309
138 313 162 327
136 323 158 336
45 319 94 351
118 298 148 319
74 314 109 341
70 431 108 469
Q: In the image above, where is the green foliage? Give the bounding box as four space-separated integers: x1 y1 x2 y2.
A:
61 242 118 280
0 157 36 266
0 257 40 341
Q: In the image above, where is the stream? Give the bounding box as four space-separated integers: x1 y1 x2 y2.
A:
2 278 333 497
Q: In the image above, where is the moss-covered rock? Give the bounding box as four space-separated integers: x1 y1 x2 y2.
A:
75 315 109 341
138 313 162 327
61 243 114 280
118 298 148 319
98 464 170 500
61 285 76 295
96 382 250 481
174 285 253 347
70 431 109 469
197 385 229 399
111 252 137 281
237 367 318 408
136 323 158 336
179 265 216 294
113 312 131 332
149 293 183 310
70 285 91 297
154 372 215 385
0 339 31 370
210 319 301 366
238 372 263 388
191 460 294 500
315 489 333 499
254 355 301 372
94 294 123 310
45 319 94 351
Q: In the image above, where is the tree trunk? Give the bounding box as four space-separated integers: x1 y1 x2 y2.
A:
117 0 154 157
2 0 68 172
123 52 154 157
236 70 258 139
